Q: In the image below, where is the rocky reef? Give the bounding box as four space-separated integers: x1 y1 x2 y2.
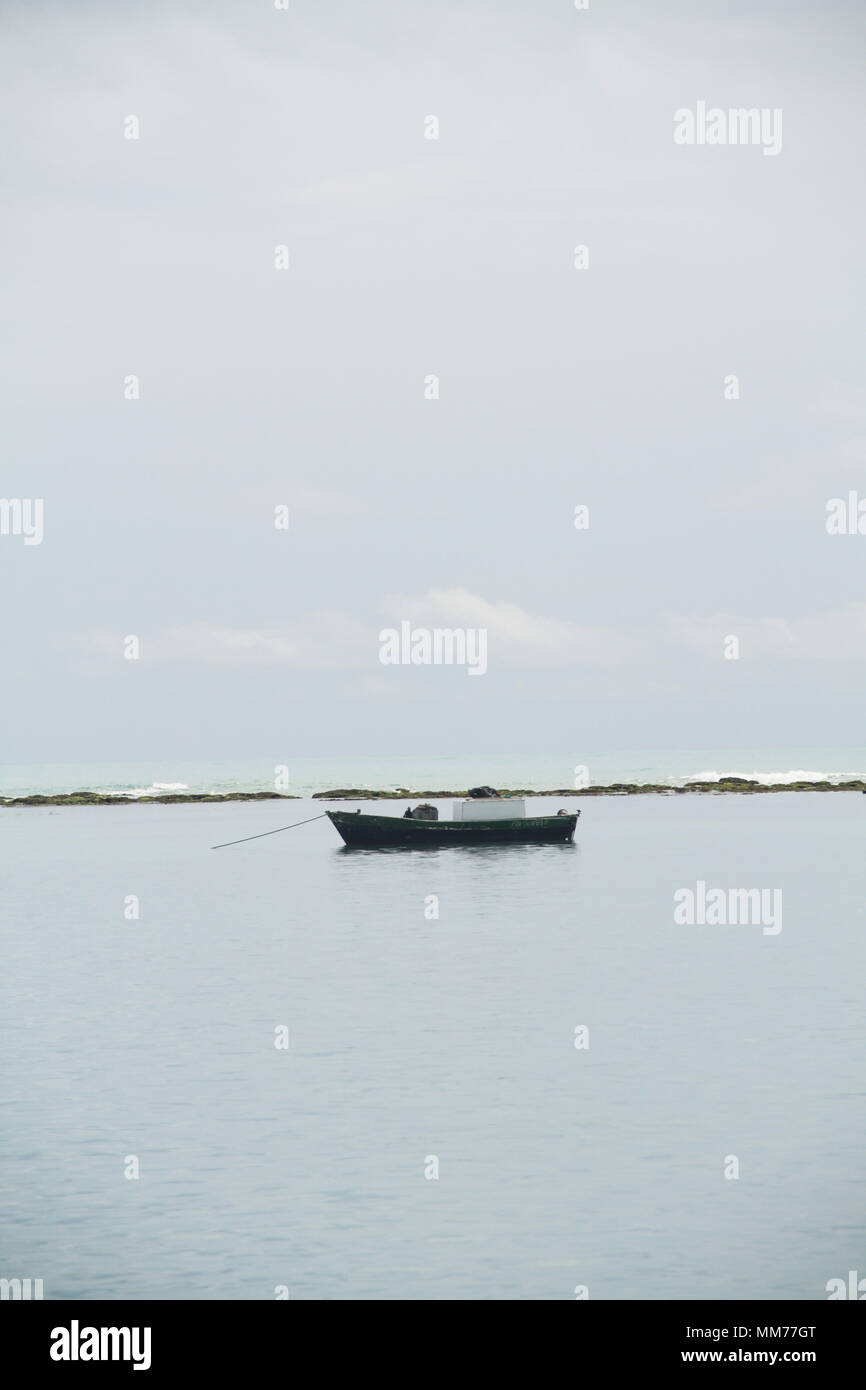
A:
311 778 866 799
0 790 298 807
2 778 864 808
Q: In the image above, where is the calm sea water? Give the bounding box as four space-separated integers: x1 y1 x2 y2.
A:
2 792 864 1300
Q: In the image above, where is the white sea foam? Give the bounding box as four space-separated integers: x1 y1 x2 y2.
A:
678 769 848 786
98 782 190 798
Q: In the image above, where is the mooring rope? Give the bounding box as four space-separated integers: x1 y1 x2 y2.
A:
211 813 328 849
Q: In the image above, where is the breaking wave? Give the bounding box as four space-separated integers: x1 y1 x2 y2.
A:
97 782 190 798
677 769 851 786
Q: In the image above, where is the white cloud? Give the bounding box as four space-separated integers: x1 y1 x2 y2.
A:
380 588 629 665
87 589 629 671
89 613 369 669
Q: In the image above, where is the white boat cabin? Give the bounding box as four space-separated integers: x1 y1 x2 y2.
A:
452 798 526 821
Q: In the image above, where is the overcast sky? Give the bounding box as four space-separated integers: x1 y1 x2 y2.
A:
2 0 865 762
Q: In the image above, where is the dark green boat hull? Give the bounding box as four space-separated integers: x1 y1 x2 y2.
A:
327 809 579 848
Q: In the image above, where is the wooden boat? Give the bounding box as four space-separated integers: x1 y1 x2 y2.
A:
326 802 579 848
